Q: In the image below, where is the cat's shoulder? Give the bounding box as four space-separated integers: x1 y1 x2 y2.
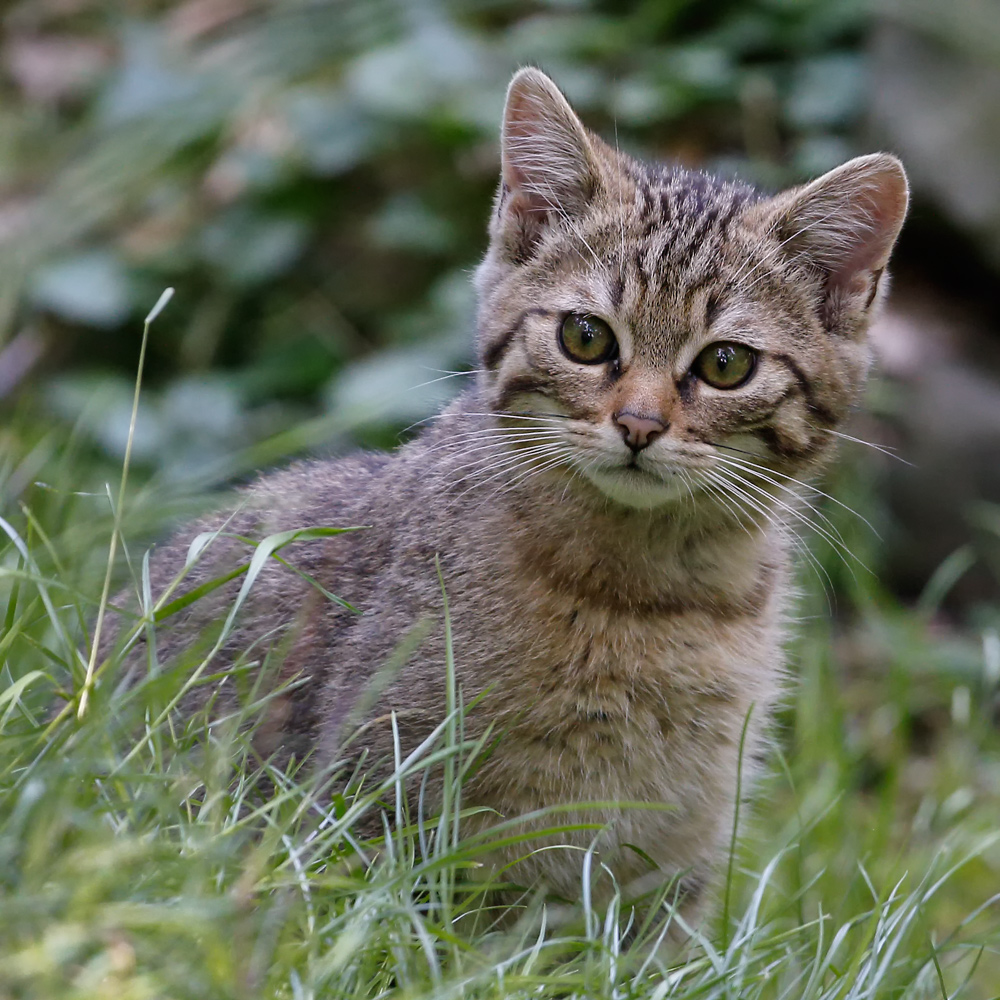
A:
251 450 393 497
243 450 395 531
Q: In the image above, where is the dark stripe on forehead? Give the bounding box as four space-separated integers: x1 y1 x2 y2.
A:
705 291 721 326
610 269 625 310
631 247 649 291
656 177 757 263
659 205 721 272
482 307 552 370
681 276 720 316
679 171 713 214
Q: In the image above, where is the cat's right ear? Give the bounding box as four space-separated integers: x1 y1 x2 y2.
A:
750 153 909 331
494 68 598 260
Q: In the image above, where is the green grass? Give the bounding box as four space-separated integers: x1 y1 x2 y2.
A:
2 343 1000 998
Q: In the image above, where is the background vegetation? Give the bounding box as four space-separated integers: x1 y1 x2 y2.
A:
2 0 1000 996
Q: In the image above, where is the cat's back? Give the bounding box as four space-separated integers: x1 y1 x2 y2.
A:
121 449 396 668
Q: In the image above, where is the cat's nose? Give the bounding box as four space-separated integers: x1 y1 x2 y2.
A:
614 412 666 452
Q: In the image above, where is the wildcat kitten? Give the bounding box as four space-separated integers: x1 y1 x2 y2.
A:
115 68 907 916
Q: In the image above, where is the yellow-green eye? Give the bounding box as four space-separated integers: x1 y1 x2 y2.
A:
693 342 757 389
558 313 618 365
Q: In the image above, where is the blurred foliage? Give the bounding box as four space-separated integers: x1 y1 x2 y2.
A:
0 0 874 494
3 4 1000 993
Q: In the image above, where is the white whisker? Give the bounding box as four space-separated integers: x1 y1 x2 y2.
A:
712 445 879 537
448 443 570 501
425 435 564 465
822 428 914 466
709 467 866 579
422 428 564 457
711 453 873 542
704 470 836 601
446 443 566 490
613 117 626 282
700 471 765 539
495 450 575 498
694 466 835 602
460 411 575 424
406 369 483 391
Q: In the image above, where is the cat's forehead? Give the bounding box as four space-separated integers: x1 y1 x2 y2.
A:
624 162 759 222
616 164 760 283
568 165 764 358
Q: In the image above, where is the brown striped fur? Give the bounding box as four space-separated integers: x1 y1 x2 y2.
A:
117 69 908 919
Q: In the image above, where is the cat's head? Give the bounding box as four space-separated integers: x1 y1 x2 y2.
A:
473 68 907 511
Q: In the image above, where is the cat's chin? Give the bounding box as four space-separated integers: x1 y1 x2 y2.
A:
580 465 691 510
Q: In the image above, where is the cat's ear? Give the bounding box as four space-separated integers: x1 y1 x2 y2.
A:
494 67 598 258
757 154 908 324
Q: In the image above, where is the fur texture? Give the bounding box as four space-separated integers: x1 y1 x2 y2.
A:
113 69 908 915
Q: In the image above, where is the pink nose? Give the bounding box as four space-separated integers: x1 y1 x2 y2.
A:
614 412 665 452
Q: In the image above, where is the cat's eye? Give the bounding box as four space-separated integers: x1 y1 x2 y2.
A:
692 342 757 389
559 313 618 365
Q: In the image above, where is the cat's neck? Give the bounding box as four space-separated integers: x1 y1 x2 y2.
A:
437 391 782 611
503 475 779 612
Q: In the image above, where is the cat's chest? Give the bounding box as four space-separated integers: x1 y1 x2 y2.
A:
467 580 777 767
438 522 786 816
456 588 781 896
476 559 777 697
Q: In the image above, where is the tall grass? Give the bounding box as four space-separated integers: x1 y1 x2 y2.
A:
1 307 999 999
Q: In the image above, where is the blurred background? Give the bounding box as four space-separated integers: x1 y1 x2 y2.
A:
4 3 1000 985
1 0 999 617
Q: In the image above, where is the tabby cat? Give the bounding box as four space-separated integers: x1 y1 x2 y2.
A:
116 68 908 918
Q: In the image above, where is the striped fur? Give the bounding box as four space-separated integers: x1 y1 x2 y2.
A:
120 69 908 924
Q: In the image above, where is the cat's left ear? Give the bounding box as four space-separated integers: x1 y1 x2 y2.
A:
493 67 599 259
755 154 909 325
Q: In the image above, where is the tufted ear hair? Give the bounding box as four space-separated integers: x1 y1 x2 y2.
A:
494 67 599 259
754 153 909 326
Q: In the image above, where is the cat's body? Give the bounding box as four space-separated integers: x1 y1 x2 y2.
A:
113 69 908 915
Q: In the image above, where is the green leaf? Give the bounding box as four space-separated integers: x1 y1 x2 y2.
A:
30 251 133 327
0 671 45 730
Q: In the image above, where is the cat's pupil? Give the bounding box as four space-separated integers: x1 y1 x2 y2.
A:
693 341 756 389
558 314 617 364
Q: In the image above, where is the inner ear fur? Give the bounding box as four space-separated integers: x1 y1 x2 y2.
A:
495 67 600 259
755 153 909 308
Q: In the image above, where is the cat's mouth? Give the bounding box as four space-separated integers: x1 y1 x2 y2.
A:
581 460 691 509
621 461 658 478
